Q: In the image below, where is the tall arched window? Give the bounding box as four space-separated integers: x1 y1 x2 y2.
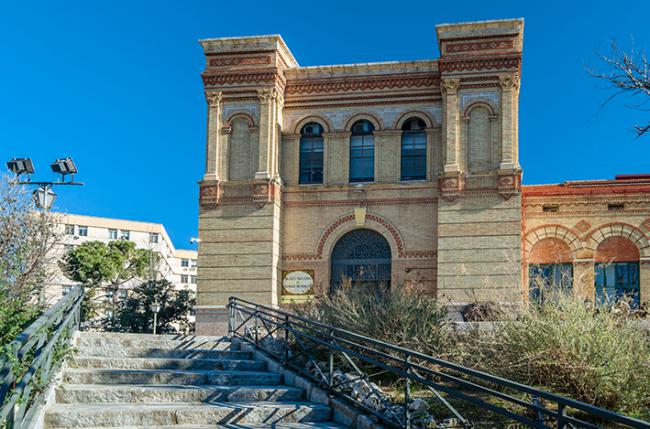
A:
299 122 324 184
528 238 573 303
400 118 427 181
594 236 640 308
349 120 375 182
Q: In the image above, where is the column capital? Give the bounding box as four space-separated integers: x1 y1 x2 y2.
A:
441 78 461 94
257 87 279 102
499 74 520 90
205 91 222 107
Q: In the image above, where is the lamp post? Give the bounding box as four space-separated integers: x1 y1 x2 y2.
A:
151 303 161 335
6 157 84 209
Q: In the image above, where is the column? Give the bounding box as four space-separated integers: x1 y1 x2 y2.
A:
441 78 460 173
499 74 520 171
203 92 222 181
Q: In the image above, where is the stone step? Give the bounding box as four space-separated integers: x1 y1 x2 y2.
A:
44 402 332 428
69 356 266 371
75 346 251 360
77 333 235 351
46 423 345 429
56 384 305 404
63 368 282 386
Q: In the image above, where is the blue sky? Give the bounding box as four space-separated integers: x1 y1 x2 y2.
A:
1 0 648 249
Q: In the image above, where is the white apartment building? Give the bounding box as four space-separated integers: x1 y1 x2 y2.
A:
47 214 197 311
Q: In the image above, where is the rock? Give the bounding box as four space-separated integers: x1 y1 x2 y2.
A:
409 398 430 412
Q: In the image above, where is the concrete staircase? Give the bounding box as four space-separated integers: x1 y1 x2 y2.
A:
44 332 346 429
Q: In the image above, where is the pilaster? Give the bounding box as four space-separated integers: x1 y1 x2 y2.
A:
204 92 222 181
323 131 351 185
441 78 461 173
499 74 520 171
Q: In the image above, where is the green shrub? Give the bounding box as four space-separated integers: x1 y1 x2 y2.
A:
303 284 453 357
454 291 650 418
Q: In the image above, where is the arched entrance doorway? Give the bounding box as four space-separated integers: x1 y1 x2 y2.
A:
330 229 391 290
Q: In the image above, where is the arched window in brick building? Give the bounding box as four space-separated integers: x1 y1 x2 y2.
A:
330 228 391 291
349 120 375 182
400 118 427 181
299 122 324 184
594 236 640 308
528 238 573 302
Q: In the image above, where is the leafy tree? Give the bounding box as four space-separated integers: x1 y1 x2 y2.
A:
0 175 59 346
60 240 158 320
110 279 195 333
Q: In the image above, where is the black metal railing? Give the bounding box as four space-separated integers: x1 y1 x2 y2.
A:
228 296 650 429
0 286 83 429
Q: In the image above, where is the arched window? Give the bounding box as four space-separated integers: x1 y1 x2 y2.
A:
528 238 573 303
299 122 324 184
400 118 427 181
594 236 640 308
330 228 391 291
349 120 375 182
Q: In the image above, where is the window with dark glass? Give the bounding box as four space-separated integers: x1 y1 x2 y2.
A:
299 122 324 184
349 120 375 182
595 262 640 308
400 118 427 181
528 263 573 303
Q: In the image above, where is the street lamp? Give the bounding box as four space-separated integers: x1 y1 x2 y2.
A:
5 157 83 212
151 303 161 335
32 187 57 210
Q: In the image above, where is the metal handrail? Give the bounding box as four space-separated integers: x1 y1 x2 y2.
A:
0 286 84 429
228 296 650 429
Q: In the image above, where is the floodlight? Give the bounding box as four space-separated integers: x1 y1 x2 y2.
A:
50 157 78 175
6 158 35 175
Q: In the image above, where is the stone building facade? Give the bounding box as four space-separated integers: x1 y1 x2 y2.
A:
194 18 649 333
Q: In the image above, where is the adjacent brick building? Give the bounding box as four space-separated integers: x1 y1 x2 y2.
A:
193 18 649 333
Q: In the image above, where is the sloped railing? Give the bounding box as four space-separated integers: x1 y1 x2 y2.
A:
0 286 83 429
228 296 650 429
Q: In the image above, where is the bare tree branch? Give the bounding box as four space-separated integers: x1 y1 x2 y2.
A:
588 40 650 138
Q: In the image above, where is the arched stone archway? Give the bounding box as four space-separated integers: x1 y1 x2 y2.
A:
330 229 391 291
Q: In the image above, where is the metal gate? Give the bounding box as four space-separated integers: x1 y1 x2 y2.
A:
330 228 391 290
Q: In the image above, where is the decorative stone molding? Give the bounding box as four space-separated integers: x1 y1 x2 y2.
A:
205 91 222 107
575 220 591 233
250 181 281 207
257 87 279 102
497 171 521 199
284 72 439 96
523 224 583 261
208 55 272 68
440 78 460 94
199 181 221 209
499 74 520 90
439 56 521 73
438 173 464 201
584 222 650 258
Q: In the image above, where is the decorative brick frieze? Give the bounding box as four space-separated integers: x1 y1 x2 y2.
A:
438 173 464 201
439 56 521 73
497 171 522 199
285 73 439 96
208 55 272 68
445 39 515 54
199 181 221 209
